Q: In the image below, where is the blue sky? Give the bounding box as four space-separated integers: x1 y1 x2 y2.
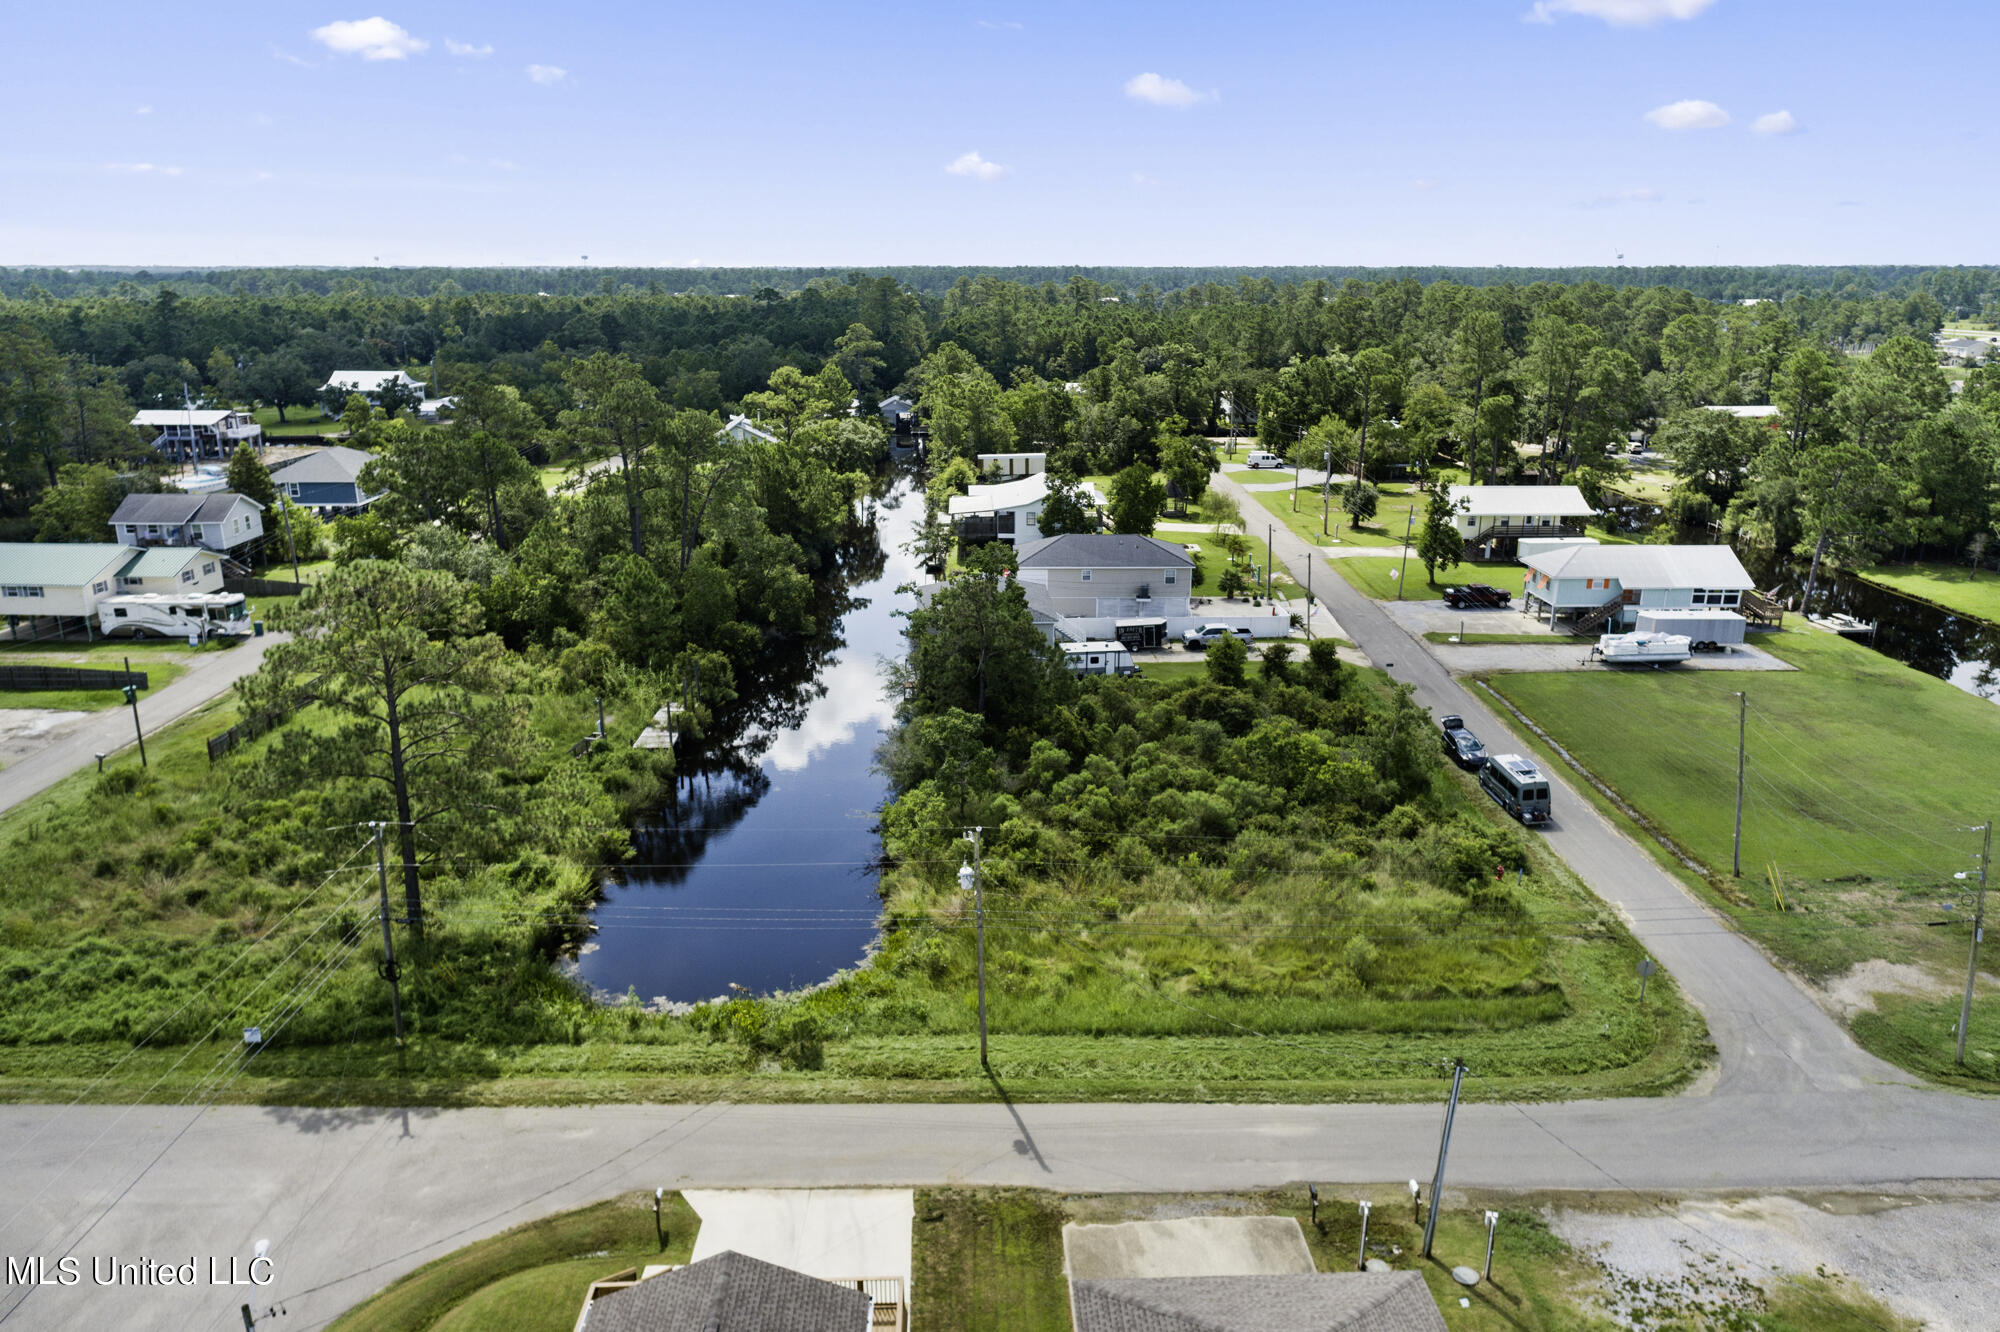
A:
1 0 1991 267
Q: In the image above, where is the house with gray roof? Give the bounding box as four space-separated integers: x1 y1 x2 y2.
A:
267 446 382 516
1070 1271 1446 1332
1015 533 1196 619
577 1250 873 1332
1522 543 1767 632
130 407 263 460
109 492 265 556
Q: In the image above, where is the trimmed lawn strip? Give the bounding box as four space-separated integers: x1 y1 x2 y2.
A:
1335 558 1524 603
1424 633 1563 646
1856 560 2000 625
1480 626 2000 1085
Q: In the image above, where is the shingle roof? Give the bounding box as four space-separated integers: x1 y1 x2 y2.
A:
1070 1272 1446 1332
1016 533 1194 569
123 546 217 579
581 1251 871 1332
109 492 262 527
1524 543 1754 590
1445 485 1595 517
0 543 138 588
269 446 374 485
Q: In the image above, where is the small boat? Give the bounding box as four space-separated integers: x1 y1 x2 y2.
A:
1806 612 1876 638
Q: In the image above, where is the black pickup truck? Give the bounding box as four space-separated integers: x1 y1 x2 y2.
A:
1442 584 1511 609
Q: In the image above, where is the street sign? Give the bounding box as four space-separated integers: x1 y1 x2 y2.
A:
1636 957 1657 1002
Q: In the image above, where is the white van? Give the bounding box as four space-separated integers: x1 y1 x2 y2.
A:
1244 451 1284 469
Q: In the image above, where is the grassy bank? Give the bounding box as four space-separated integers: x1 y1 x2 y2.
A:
1484 625 2000 1085
0 660 1705 1106
1857 560 2000 624
331 1185 1911 1332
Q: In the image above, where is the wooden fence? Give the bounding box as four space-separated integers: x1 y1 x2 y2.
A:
225 575 306 598
206 709 287 763
0 665 147 693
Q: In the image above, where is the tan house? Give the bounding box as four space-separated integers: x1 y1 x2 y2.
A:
1014 534 1195 619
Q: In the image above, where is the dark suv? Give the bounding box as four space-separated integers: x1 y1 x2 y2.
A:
1439 714 1488 770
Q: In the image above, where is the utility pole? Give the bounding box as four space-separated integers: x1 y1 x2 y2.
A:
1957 820 1991 1066
121 656 146 768
1321 448 1332 537
1732 691 1747 877
1265 523 1274 599
1395 506 1415 600
1305 560 1314 639
372 822 406 1045
1421 1059 1467 1259
959 827 988 1068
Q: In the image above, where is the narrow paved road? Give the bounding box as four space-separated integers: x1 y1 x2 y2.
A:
0 634 284 816
2 476 1995 1330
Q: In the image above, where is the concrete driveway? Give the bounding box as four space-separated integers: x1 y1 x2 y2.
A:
682 1189 914 1299
1064 1216 1316 1279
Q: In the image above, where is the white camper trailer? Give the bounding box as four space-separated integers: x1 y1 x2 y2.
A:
1060 640 1137 676
97 591 252 640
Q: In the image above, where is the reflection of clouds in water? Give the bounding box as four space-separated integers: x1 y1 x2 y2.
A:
758 650 895 772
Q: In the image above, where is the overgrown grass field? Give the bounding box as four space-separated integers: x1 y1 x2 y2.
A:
1858 560 2000 624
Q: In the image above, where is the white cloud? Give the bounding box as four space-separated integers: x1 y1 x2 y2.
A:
270 45 313 67
135 105 153 116
526 64 566 85
1123 72 1212 108
107 163 182 176
311 17 427 60
1526 0 1715 24
945 151 1007 180
976 19 1022 29
255 171 276 181
1752 109 1799 135
444 38 492 57
1131 170 1158 186
1644 99 1730 130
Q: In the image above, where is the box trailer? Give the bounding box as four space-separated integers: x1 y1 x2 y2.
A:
1633 609 1745 650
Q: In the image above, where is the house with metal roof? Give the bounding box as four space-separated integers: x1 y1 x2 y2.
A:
1015 533 1195 619
321 369 427 403
1444 485 1596 560
722 414 780 445
109 492 265 556
1070 1271 1446 1332
267 446 382 516
1521 543 1772 633
946 473 1105 549
0 542 221 629
576 1250 875 1332
130 408 263 461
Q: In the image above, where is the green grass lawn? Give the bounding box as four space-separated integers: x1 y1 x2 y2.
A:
1335 557 1523 603
1245 479 1428 551
1857 560 2000 625
1485 625 2000 1086
1423 632 1559 645
251 405 345 435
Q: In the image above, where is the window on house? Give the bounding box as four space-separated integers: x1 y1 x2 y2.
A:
286 484 299 497
1081 569 1092 581
146 524 160 535
181 570 196 584
1164 571 1176 585
2 585 45 598
202 562 216 575
93 581 108 594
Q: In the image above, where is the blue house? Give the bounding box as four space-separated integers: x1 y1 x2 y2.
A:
267 446 382 517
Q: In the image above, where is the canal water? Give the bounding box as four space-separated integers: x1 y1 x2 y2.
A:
571 473 924 1004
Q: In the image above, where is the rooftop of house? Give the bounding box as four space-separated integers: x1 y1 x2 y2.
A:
580 1250 872 1332
323 369 423 391
0 543 139 587
110 492 262 527
722 414 779 444
1524 542 1755 590
131 409 242 428
268 446 375 486
1445 485 1595 517
1069 1271 1446 1332
122 546 217 579
1705 404 1782 418
1016 533 1194 569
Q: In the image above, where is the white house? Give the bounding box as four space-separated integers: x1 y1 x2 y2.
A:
1015 534 1195 620
877 394 915 420
131 408 263 461
1705 405 1781 420
721 414 779 445
0 542 224 629
1521 544 1763 631
977 451 1046 479
1446 485 1596 559
417 396 458 421
947 473 1103 547
109 492 264 557
322 369 427 403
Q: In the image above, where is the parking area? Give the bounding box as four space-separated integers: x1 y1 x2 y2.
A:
1382 599 1796 673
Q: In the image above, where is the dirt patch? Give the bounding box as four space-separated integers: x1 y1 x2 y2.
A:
1819 960 1953 1017
0 708 92 768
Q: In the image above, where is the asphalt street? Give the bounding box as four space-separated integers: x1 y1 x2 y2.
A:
1 472 1995 1330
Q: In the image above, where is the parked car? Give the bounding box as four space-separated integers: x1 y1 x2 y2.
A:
1442 584 1511 609
1244 451 1284 469
1181 623 1257 651
1439 714 1487 770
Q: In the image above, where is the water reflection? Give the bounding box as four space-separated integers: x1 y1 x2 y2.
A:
571 474 922 1004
